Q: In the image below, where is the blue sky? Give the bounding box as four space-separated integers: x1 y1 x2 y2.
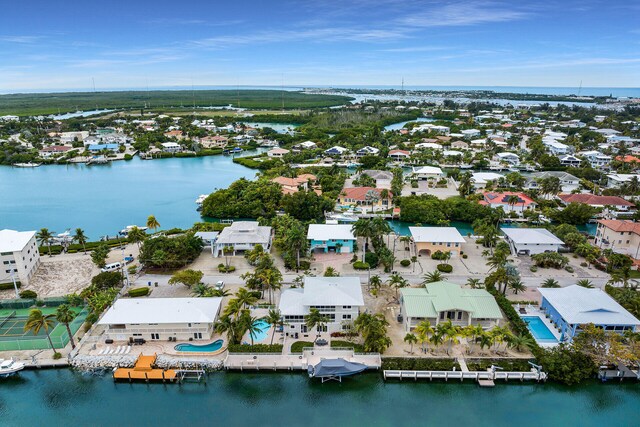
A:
0 0 639 91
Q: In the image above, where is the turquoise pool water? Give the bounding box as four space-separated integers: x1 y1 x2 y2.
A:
174 339 224 352
250 319 271 342
522 316 558 342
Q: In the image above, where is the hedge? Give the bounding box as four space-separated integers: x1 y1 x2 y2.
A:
353 261 370 270
290 341 315 353
0 281 21 290
227 344 283 353
330 340 364 352
466 358 534 372
400 259 411 267
218 265 236 273
128 287 150 297
437 264 453 273
381 357 458 371
19 290 37 299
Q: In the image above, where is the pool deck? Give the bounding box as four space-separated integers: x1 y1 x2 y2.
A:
517 306 562 348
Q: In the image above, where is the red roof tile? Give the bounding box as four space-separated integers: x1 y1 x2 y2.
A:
558 193 634 207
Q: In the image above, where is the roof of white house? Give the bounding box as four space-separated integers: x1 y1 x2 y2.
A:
302 276 364 307
412 166 444 175
161 142 180 148
0 229 36 253
98 297 222 325
194 231 219 241
471 172 504 184
279 288 306 316
307 224 355 241
538 285 640 325
496 152 519 159
325 146 348 153
299 140 317 147
409 227 465 243
501 228 563 245
443 150 463 157
216 221 271 245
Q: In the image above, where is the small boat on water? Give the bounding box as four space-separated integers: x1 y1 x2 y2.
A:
118 225 148 236
308 358 368 383
195 194 208 211
87 156 109 165
0 359 25 377
13 162 42 168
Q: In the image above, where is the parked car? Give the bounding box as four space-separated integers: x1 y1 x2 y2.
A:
214 281 225 291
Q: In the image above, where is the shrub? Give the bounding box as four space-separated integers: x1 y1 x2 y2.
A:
400 259 411 267
580 262 588 267
350 254 358 263
91 271 123 289
290 341 315 353
381 357 457 371
437 263 453 273
353 261 370 270
124 154 133 160
19 290 37 299
0 281 21 290
532 251 569 269
218 265 236 273
128 287 150 297
52 352 62 360
35 299 44 307
565 266 574 273
364 252 379 268
431 250 449 260
462 254 468 259
227 344 283 353
297 260 311 270
529 266 538 272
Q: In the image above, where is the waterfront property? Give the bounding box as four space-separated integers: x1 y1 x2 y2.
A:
278 276 364 335
409 226 465 256
537 285 640 341
271 174 318 195
501 227 563 256
557 193 635 218
337 187 393 212
525 171 580 193
399 281 503 331
480 191 537 215
307 224 355 253
98 297 222 342
411 166 444 180
0 229 40 286
194 231 219 255
213 221 272 257
594 219 640 260
470 172 504 189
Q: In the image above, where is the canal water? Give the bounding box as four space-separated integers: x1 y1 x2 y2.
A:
0 369 638 427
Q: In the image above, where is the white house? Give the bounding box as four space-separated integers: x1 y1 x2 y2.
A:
606 174 640 189
411 166 444 180
267 148 290 158
414 142 443 150
356 146 380 157
559 154 582 167
98 297 223 342
213 221 272 257
297 140 317 150
461 129 481 139
324 146 348 156
579 150 611 169
161 142 182 153
0 229 40 286
494 152 520 166
525 171 580 193
278 276 364 335
307 224 355 253
543 139 570 156
470 172 504 189
501 228 563 256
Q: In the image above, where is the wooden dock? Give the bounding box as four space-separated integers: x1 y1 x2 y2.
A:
598 364 640 382
113 353 177 383
383 368 547 385
224 348 381 372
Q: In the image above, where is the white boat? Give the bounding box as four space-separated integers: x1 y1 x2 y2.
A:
0 359 25 377
13 162 42 168
195 194 208 210
118 225 148 236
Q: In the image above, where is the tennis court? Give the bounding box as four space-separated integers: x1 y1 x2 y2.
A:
0 306 87 351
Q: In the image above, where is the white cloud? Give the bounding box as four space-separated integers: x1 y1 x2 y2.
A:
399 1 529 27
0 35 41 43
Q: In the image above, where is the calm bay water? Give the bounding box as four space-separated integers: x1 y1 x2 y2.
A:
0 369 638 427
0 155 258 239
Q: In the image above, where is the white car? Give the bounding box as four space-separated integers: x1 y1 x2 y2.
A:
214 281 225 291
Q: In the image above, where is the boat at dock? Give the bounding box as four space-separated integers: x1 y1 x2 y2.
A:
13 162 42 168
87 155 109 165
118 225 148 236
308 358 368 383
0 359 25 377
195 194 208 211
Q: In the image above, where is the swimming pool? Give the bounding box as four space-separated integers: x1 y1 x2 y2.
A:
522 316 558 342
250 319 271 342
174 339 224 353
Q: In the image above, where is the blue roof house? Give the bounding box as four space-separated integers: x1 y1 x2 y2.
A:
538 285 640 341
307 224 355 254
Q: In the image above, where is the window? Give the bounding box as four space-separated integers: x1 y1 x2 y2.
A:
151 333 160 340
439 312 445 320
343 306 352 309
342 314 351 320
457 312 463 320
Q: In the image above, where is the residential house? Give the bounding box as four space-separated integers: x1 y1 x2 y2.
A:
267 148 290 158
543 139 570 156
594 220 640 260
559 154 582 167
98 298 223 342
271 174 318 195
279 276 364 334
388 149 410 161
494 152 520 166
399 281 503 332
461 129 481 139
307 224 355 253
470 172 504 189
525 171 580 193
213 221 272 257
355 146 380 157
450 140 469 150
294 140 317 150
161 142 182 153
324 146 348 156
199 135 228 148
614 155 640 165
409 226 465 256
538 286 639 341
501 228 563 255
480 191 536 214
0 229 41 286
88 143 119 153
338 187 393 212
557 193 635 217
579 150 612 169
411 166 444 180
606 174 640 189
39 145 74 158
414 142 443 150
59 131 89 143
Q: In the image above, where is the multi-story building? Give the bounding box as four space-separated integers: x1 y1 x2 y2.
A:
594 220 640 259
0 230 41 286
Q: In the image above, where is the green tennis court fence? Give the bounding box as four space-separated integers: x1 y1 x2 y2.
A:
0 309 88 351
0 311 16 329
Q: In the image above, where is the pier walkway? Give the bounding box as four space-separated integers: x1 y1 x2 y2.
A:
224 348 381 371
383 368 547 386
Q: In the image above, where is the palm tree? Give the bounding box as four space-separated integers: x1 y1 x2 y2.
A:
388 273 408 299
507 334 536 352
127 226 146 251
256 267 282 305
364 189 380 214
36 228 54 257
305 308 329 342
235 288 258 310
265 309 283 345
369 274 383 296
191 283 212 297
210 288 230 297
506 195 520 213
415 320 433 353
441 320 460 355
576 279 594 288
323 266 339 277
400 236 412 255
466 278 483 289
215 315 238 344
223 245 235 269
146 215 160 232
422 270 443 284
285 224 307 272
242 313 262 346
508 279 526 295
609 266 632 287
55 304 77 349
73 228 87 254
24 309 56 353
411 255 418 273
541 278 560 288
404 333 417 354
352 219 374 262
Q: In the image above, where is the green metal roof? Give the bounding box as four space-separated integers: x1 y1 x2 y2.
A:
400 281 502 320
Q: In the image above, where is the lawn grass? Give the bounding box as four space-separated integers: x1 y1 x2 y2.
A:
290 341 314 353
